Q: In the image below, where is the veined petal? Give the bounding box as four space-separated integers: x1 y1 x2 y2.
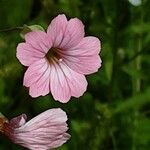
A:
47 14 68 47
20 108 68 129
23 58 51 97
25 31 52 54
59 37 101 74
63 54 102 75
17 31 52 66
16 43 45 66
50 61 87 103
23 59 48 87
59 18 85 49
67 36 101 55
9 114 27 128
50 61 71 102
59 62 88 98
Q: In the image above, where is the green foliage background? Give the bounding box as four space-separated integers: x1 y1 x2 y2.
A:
0 0 150 149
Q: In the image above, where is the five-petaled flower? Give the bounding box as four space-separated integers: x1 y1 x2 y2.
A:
0 109 70 150
17 14 102 103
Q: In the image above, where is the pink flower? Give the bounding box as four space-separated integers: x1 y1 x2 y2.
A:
17 14 102 103
0 108 70 150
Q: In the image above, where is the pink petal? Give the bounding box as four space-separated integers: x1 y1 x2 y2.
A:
59 37 102 74
23 58 51 97
25 31 52 54
59 18 85 49
22 108 68 128
67 36 101 55
12 108 70 150
50 61 87 103
16 43 45 66
63 55 101 75
9 114 27 128
47 14 68 47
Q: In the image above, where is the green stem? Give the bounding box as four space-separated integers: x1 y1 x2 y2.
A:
0 27 23 32
110 129 117 150
131 3 143 150
109 19 118 101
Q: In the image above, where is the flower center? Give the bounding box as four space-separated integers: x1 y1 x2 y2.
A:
45 47 62 63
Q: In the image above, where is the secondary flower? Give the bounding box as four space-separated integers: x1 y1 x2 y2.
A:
17 14 102 103
0 109 70 150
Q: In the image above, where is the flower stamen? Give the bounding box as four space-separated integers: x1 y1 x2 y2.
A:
46 47 62 63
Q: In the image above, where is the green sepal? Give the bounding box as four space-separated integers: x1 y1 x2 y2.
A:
0 112 6 118
20 24 45 39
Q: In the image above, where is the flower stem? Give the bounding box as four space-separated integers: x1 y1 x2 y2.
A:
0 27 23 32
131 2 143 150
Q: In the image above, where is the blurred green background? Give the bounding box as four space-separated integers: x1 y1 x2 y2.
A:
0 0 150 149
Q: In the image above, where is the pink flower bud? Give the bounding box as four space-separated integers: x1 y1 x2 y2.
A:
0 109 70 150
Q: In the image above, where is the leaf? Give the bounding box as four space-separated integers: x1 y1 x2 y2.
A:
0 0 32 27
105 61 113 81
114 88 150 113
134 116 150 147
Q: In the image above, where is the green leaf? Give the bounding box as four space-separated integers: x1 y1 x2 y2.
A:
134 116 150 147
114 88 150 113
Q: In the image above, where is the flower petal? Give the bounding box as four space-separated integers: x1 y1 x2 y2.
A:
59 18 85 49
16 43 45 66
12 108 70 150
25 31 52 54
23 58 51 97
22 108 68 128
50 61 87 103
9 114 27 128
68 36 101 55
59 37 101 74
17 31 52 66
64 55 101 75
47 14 68 47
